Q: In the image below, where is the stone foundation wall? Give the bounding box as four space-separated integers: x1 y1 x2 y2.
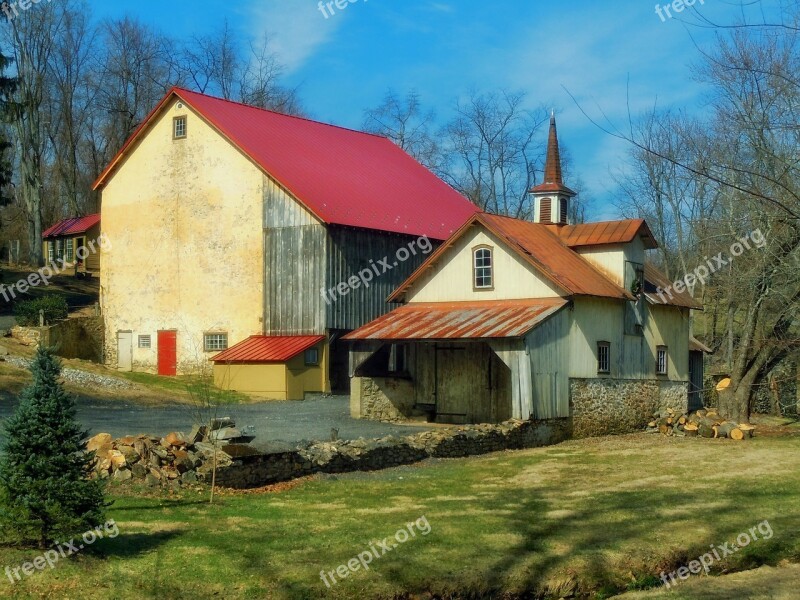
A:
350 376 416 422
13 317 103 362
211 418 572 489
570 378 688 438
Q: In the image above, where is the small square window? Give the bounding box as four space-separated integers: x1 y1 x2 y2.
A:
204 333 228 352
173 116 187 139
597 342 610 374
138 335 151 349
656 346 668 375
304 347 319 366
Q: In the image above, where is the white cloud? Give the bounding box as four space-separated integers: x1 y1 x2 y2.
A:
248 1 342 73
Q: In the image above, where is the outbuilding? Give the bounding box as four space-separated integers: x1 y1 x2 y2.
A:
211 335 328 400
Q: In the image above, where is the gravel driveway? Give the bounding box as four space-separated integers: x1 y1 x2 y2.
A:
0 394 431 446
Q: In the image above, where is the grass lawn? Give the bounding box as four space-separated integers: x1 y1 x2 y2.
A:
0 432 798 599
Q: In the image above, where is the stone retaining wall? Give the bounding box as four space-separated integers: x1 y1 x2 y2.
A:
12 316 103 361
570 378 688 438
211 418 572 489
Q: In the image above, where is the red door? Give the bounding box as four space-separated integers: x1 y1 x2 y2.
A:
157 330 177 376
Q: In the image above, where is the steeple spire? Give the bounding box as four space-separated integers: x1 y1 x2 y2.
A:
530 111 576 225
543 111 564 186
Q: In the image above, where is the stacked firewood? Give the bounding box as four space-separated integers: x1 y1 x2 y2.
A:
645 408 756 440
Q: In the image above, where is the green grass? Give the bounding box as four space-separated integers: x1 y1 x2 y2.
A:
0 434 798 599
118 372 249 404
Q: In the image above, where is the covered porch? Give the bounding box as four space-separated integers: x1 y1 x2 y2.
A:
344 299 567 424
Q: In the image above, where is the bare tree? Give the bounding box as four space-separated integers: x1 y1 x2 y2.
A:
363 90 441 170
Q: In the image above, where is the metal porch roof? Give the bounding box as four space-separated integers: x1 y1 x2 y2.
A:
42 214 101 239
343 298 568 341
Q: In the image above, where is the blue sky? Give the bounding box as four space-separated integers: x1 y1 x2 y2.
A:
94 0 778 219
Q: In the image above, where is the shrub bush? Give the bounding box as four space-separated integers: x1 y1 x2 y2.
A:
13 295 69 326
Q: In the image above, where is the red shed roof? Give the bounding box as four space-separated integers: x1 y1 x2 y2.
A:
93 88 478 241
211 335 325 363
344 299 568 341
42 214 100 239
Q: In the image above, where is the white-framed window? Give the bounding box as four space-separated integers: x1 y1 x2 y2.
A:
55 239 63 260
66 238 74 262
203 332 228 352
138 335 152 349
204 333 228 352
304 347 320 366
656 346 668 375
47 241 54 262
173 116 187 139
473 246 493 290
597 341 610 374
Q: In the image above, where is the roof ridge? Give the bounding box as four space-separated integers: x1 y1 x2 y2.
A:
172 87 390 142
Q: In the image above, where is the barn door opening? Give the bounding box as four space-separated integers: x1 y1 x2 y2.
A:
158 330 177 376
117 331 132 372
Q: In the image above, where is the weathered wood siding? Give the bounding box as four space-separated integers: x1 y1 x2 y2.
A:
524 306 571 418
326 226 432 331
263 176 327 335
407 224 563 303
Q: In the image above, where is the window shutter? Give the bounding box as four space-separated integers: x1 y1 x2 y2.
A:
540 198 552 223
560 198 568 224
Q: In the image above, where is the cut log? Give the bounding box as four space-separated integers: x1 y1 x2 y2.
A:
678 416 687 425
738 424 756 438
683 423 699 431
696 409 708 418
648 420 657 429
716 423 738 438
658 424 671 435
698 424 715 438
729 427 745 441
685 428 698 437
666 417 675 425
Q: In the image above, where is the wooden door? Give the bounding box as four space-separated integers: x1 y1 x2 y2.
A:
158 330 177 376
117 331 132 371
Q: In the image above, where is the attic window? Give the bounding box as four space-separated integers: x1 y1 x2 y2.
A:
473 246 493 290
173 116 187 140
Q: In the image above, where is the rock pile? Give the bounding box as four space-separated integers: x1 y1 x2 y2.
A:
85 425 243 489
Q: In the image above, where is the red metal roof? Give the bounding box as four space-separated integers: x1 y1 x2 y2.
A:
211 335 325 363
556 219 658 249
42 214 100 239
344 299 568 341
93 88 478 241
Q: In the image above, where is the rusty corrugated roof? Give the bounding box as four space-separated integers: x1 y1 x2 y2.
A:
556 219 658 249
93 88 478 241
42 214 100 239
343 298 568 341
643 263 703 309
388 213 633 303
211 335 325 363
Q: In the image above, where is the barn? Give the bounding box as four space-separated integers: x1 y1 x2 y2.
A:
346 116 705 435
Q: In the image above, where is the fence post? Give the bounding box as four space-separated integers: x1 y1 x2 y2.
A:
39 309 44 327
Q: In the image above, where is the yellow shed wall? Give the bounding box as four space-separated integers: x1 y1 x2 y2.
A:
213 363 288 399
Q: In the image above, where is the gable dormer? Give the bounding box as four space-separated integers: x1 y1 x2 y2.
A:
531 112 576 226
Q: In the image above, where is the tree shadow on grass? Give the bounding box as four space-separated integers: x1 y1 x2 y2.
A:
85 530 182 559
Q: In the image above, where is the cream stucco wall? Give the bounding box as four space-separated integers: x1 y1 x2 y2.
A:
100 99 265 373
407 225 564 303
